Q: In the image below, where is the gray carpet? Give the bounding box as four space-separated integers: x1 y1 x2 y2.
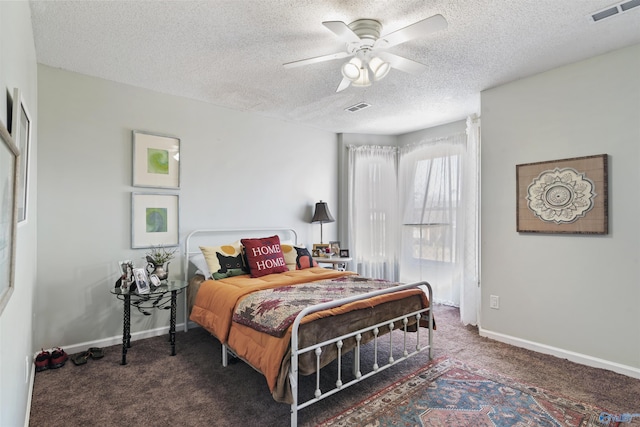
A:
29 305 640 426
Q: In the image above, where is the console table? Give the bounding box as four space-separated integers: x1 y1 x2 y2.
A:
111 280 188 365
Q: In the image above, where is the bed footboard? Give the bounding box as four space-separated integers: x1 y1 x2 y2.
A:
289 281 433 427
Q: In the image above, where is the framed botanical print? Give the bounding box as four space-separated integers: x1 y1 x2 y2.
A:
11 88 32 223
132 131 180 189
131 193 179 249
0 121 19 315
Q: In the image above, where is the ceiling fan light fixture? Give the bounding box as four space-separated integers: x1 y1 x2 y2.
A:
351 67 372 87
369 56 391 81
341 58 362 80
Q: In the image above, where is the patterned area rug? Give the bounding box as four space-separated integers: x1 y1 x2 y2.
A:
318 357 617 427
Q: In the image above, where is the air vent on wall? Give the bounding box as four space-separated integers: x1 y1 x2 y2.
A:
345 102 371 113
590 0 640 22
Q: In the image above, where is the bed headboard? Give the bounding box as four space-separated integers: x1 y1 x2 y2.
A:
183 228 298 276
182 228 298 330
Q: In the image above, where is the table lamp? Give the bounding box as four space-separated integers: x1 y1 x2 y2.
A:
311 200 335 244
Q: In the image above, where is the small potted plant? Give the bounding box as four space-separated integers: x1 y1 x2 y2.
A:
145 245 176 281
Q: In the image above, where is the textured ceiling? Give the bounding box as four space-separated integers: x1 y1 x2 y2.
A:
29 0 640 135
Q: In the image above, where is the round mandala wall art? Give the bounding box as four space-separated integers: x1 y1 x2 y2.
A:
526 167 595 224
516 154 608 234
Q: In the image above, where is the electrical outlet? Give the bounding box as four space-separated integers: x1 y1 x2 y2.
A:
490 295 500 309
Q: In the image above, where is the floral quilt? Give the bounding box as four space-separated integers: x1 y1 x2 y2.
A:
232 276 400 337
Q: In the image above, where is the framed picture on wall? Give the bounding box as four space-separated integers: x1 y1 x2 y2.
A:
11 88 32 223
516 154 608 234
131 193 179 249
0 121 20 316
132 131 181 189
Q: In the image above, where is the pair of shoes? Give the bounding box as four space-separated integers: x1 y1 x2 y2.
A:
70 347 105 365
34 347 68 371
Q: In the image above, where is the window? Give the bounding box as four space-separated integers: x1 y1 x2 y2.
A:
404 154 462 263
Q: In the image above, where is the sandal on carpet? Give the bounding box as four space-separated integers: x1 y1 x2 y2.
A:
70 351 91 366
88 347 104 359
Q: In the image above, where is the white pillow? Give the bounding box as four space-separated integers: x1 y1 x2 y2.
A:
189 253 212 279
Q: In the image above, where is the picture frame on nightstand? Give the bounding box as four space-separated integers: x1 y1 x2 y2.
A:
313 243 329 257
339 249 350 258
118 260 134 280
329 241 340 255
132 268 150 294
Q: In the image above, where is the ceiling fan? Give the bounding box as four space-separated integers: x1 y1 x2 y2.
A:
284 14 447 92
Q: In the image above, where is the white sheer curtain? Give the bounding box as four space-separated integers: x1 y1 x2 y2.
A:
461 116 480 325
347 145 399 281
398 121 479 325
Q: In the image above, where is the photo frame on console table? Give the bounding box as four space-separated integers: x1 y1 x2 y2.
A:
0 121 20 315
132 131 180 189
516 154 607 234
131 193 179 249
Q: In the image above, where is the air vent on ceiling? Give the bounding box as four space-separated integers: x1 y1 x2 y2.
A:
345 102 371 113
590 0 640 22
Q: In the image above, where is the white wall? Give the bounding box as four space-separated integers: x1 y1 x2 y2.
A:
0 2 38 426
396 119 466 146
36 65 339 353
481 44 640 374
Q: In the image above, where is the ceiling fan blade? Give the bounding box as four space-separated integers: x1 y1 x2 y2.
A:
284 51 351 69
377 52 427 75
376 14 447 49
336 77 351 92
322 21 361 43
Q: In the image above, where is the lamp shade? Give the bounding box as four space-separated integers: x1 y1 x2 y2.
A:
341 57 363 81
311 201 335 224
369 56 391 81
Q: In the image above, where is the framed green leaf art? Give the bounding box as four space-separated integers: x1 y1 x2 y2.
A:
131 193 179 249
11 88 32 223
0 120 19 315
132 131 180 189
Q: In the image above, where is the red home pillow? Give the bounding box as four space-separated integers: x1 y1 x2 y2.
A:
241 235 289 278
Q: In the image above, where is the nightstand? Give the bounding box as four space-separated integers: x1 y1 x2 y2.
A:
313 256 352 271
111 280 188 365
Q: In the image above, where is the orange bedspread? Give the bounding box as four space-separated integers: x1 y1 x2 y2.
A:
190 267 429 396
190 267 355 343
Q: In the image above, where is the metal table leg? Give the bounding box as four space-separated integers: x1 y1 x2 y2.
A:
169 290 177 356
122 293 131 365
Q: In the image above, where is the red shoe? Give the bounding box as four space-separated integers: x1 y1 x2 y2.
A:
50 347 68 369
34 349 51 372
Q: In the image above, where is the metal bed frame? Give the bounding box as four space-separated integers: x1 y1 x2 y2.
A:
183 229 433 427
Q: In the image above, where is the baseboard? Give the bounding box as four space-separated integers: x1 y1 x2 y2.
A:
33 321 188 358
24 362 35 427
479 326 640 379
